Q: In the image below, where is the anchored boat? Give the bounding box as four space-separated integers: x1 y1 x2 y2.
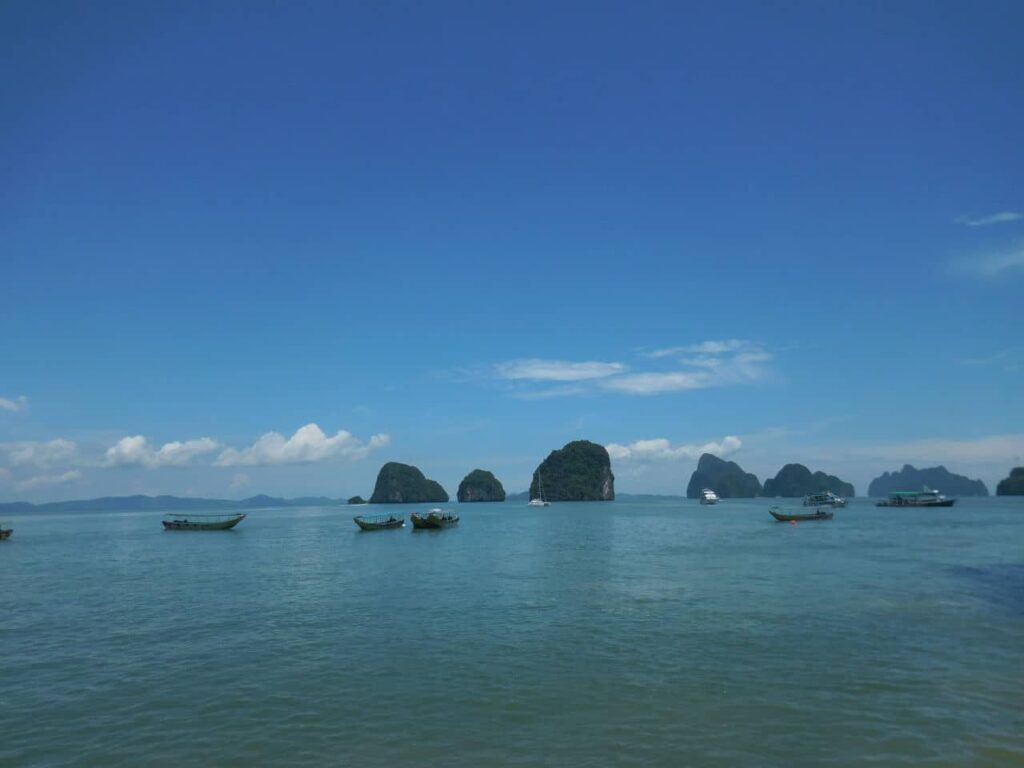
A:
410 509 459 529
876 488 956 507
353 514 405 531
769 506 833 522
802 491 846 508
699 488 719 505
0 522 11 540
161 513 246 531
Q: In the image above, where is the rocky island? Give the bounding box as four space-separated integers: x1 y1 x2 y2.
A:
686 453 762 498
457 469 506 502
531 440 614 501
347 496 367 505
762 463 855 498
996 467 1024 496
369 462 449 504
868 465 988 497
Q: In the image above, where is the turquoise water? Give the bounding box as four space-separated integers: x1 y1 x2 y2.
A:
2 497 1022 767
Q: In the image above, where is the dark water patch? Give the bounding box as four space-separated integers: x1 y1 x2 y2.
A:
948 563 1024 615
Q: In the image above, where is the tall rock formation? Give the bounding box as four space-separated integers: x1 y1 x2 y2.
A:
369 462 449 504
868 465 988 497
763 463 855 498
530 440 614 501
686 453 762 498
457 469 506 502
996 467 1024 496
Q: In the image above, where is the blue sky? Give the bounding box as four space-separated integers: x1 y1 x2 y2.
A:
2 1 1022 501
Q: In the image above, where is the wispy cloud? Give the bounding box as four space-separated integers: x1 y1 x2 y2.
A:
958 346 1024 369
105 435 221 468
494 359 626 381
951 242 1024 278
215 424 389 466
0 395 28 413
1 438 77 469
16 469 82 491
489 341 774 398
957 211 1024 228
606 435 742 461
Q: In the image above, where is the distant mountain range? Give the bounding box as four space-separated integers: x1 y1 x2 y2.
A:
0 494 347 513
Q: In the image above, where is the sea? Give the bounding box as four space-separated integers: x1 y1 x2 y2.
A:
2 496 1022 767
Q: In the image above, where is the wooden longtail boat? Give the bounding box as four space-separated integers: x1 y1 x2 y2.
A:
162 513 246 531
354 514 405 531
769 507 833 522
0 524 12 540
410 509 459 529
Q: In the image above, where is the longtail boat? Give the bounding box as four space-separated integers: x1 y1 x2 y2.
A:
769 507 833 522
0 523 12 540
410 509 459 530
354 514 405 531
162 513 246 531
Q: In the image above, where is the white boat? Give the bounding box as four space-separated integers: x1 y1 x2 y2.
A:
699 488 719 505
528 471 550 507
802 491 847 508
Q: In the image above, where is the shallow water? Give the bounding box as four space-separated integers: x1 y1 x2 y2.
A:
2 497 1022 767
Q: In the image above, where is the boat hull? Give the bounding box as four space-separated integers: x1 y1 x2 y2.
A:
770 508 833 522
410 512 459 529
876 499 956 507
354 516 405 531
162 514 246 531
0 529 11 540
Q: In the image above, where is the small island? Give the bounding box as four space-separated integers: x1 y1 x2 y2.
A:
347 496 368 505
868 465 988 497
369 462 449 504
531 440 614 501
996 467 1024 496
762 463 855 498
686 453 762 498
457 469 506 502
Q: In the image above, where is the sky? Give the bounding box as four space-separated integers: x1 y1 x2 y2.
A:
2 1 1023 502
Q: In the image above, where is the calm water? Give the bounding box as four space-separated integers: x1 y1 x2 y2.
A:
2 497 1022 767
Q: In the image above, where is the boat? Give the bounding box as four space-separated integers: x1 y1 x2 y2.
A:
353 514 405 531
161 513 246 531
876 488 956 507
769 506 833 522
410 508 459 529
802 491 846 508
0 523 11 540
528 471 551 507
699 488 719 505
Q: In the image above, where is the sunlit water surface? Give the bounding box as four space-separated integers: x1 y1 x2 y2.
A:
2 497 1022 767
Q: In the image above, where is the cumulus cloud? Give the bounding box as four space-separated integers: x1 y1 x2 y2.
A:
2 438 77 468
0 395 28 412
494 359 626 381
957 211 1024 227
215 424 390 466
951 242 1024 278
16 469 82 491
105 435 221 468
606 436 742 461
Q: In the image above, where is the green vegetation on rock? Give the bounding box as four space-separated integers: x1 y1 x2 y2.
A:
686 453 762 498
369 462 449 504
868 465 988 497
763 463 855 498
530 440 614 501
457 469 506 502
996 467 1024 496
347 496 367 505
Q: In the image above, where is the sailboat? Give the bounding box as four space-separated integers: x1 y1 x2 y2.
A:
528 471 550 507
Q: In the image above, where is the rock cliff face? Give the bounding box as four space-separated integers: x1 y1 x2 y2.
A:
530 440 614 501
867 465 988 497
686 453 762 498
996 467 1024 496
369 462 449 504
763 463 855 498
457 469 506 502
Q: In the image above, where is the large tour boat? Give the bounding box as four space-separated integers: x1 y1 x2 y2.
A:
802 491 847 508
699 488 719 505
876 488 956 507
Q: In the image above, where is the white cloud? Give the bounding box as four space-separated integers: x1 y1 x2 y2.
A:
958 211 1024 227
105 435 221 468
494 359 626 382
644 340 751 358
215 424 390 466
601 371 712 394
606 436 742 461
2 438 77 468
16 469 82 491
951 242 1024 278
0 395 28 412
